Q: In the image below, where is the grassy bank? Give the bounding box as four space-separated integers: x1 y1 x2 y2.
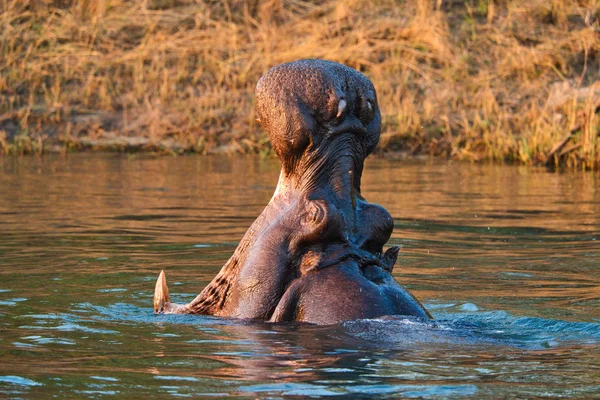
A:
1 0 599 168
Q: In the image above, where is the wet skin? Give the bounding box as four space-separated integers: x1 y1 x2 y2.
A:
154 59 431 324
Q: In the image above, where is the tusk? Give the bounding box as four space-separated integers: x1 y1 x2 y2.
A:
336 99 346 119
154 270 170 313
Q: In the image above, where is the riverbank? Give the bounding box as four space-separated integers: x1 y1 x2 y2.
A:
1 1 599 168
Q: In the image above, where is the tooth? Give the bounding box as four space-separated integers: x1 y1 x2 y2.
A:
336 99 346 119
154 270 170 313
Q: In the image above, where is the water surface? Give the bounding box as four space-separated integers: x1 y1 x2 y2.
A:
1 154 599 398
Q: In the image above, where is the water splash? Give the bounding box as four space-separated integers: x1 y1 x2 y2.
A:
77 301 600 351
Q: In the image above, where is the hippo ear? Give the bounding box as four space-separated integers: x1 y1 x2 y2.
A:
381 246 400 272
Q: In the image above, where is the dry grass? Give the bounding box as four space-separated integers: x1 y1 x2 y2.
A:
1 0 599 168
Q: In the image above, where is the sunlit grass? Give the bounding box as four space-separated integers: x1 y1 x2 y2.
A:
1 0 599 168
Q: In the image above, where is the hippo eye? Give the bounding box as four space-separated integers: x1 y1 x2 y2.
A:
336 98 347 120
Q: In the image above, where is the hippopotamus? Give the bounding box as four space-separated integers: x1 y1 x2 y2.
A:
154 59 431 325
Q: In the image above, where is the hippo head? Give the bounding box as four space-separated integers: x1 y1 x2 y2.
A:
255 60 381 192
252 61 391 274
154 60 430 324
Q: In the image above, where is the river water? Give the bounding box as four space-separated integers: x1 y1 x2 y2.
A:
0 154 599 398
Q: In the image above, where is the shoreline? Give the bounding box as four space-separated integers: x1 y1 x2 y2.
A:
0 134 576 172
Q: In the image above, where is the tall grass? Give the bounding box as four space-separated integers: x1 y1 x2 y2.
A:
1 0 599 168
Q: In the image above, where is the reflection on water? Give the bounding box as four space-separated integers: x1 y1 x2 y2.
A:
0 154 599 398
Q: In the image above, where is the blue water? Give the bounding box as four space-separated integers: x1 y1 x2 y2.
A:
3 300 600 398
1 154 599 398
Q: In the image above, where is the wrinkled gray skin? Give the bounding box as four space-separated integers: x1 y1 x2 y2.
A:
157 59 430 325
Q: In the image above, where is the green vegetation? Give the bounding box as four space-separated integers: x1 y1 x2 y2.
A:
1 0 599 168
